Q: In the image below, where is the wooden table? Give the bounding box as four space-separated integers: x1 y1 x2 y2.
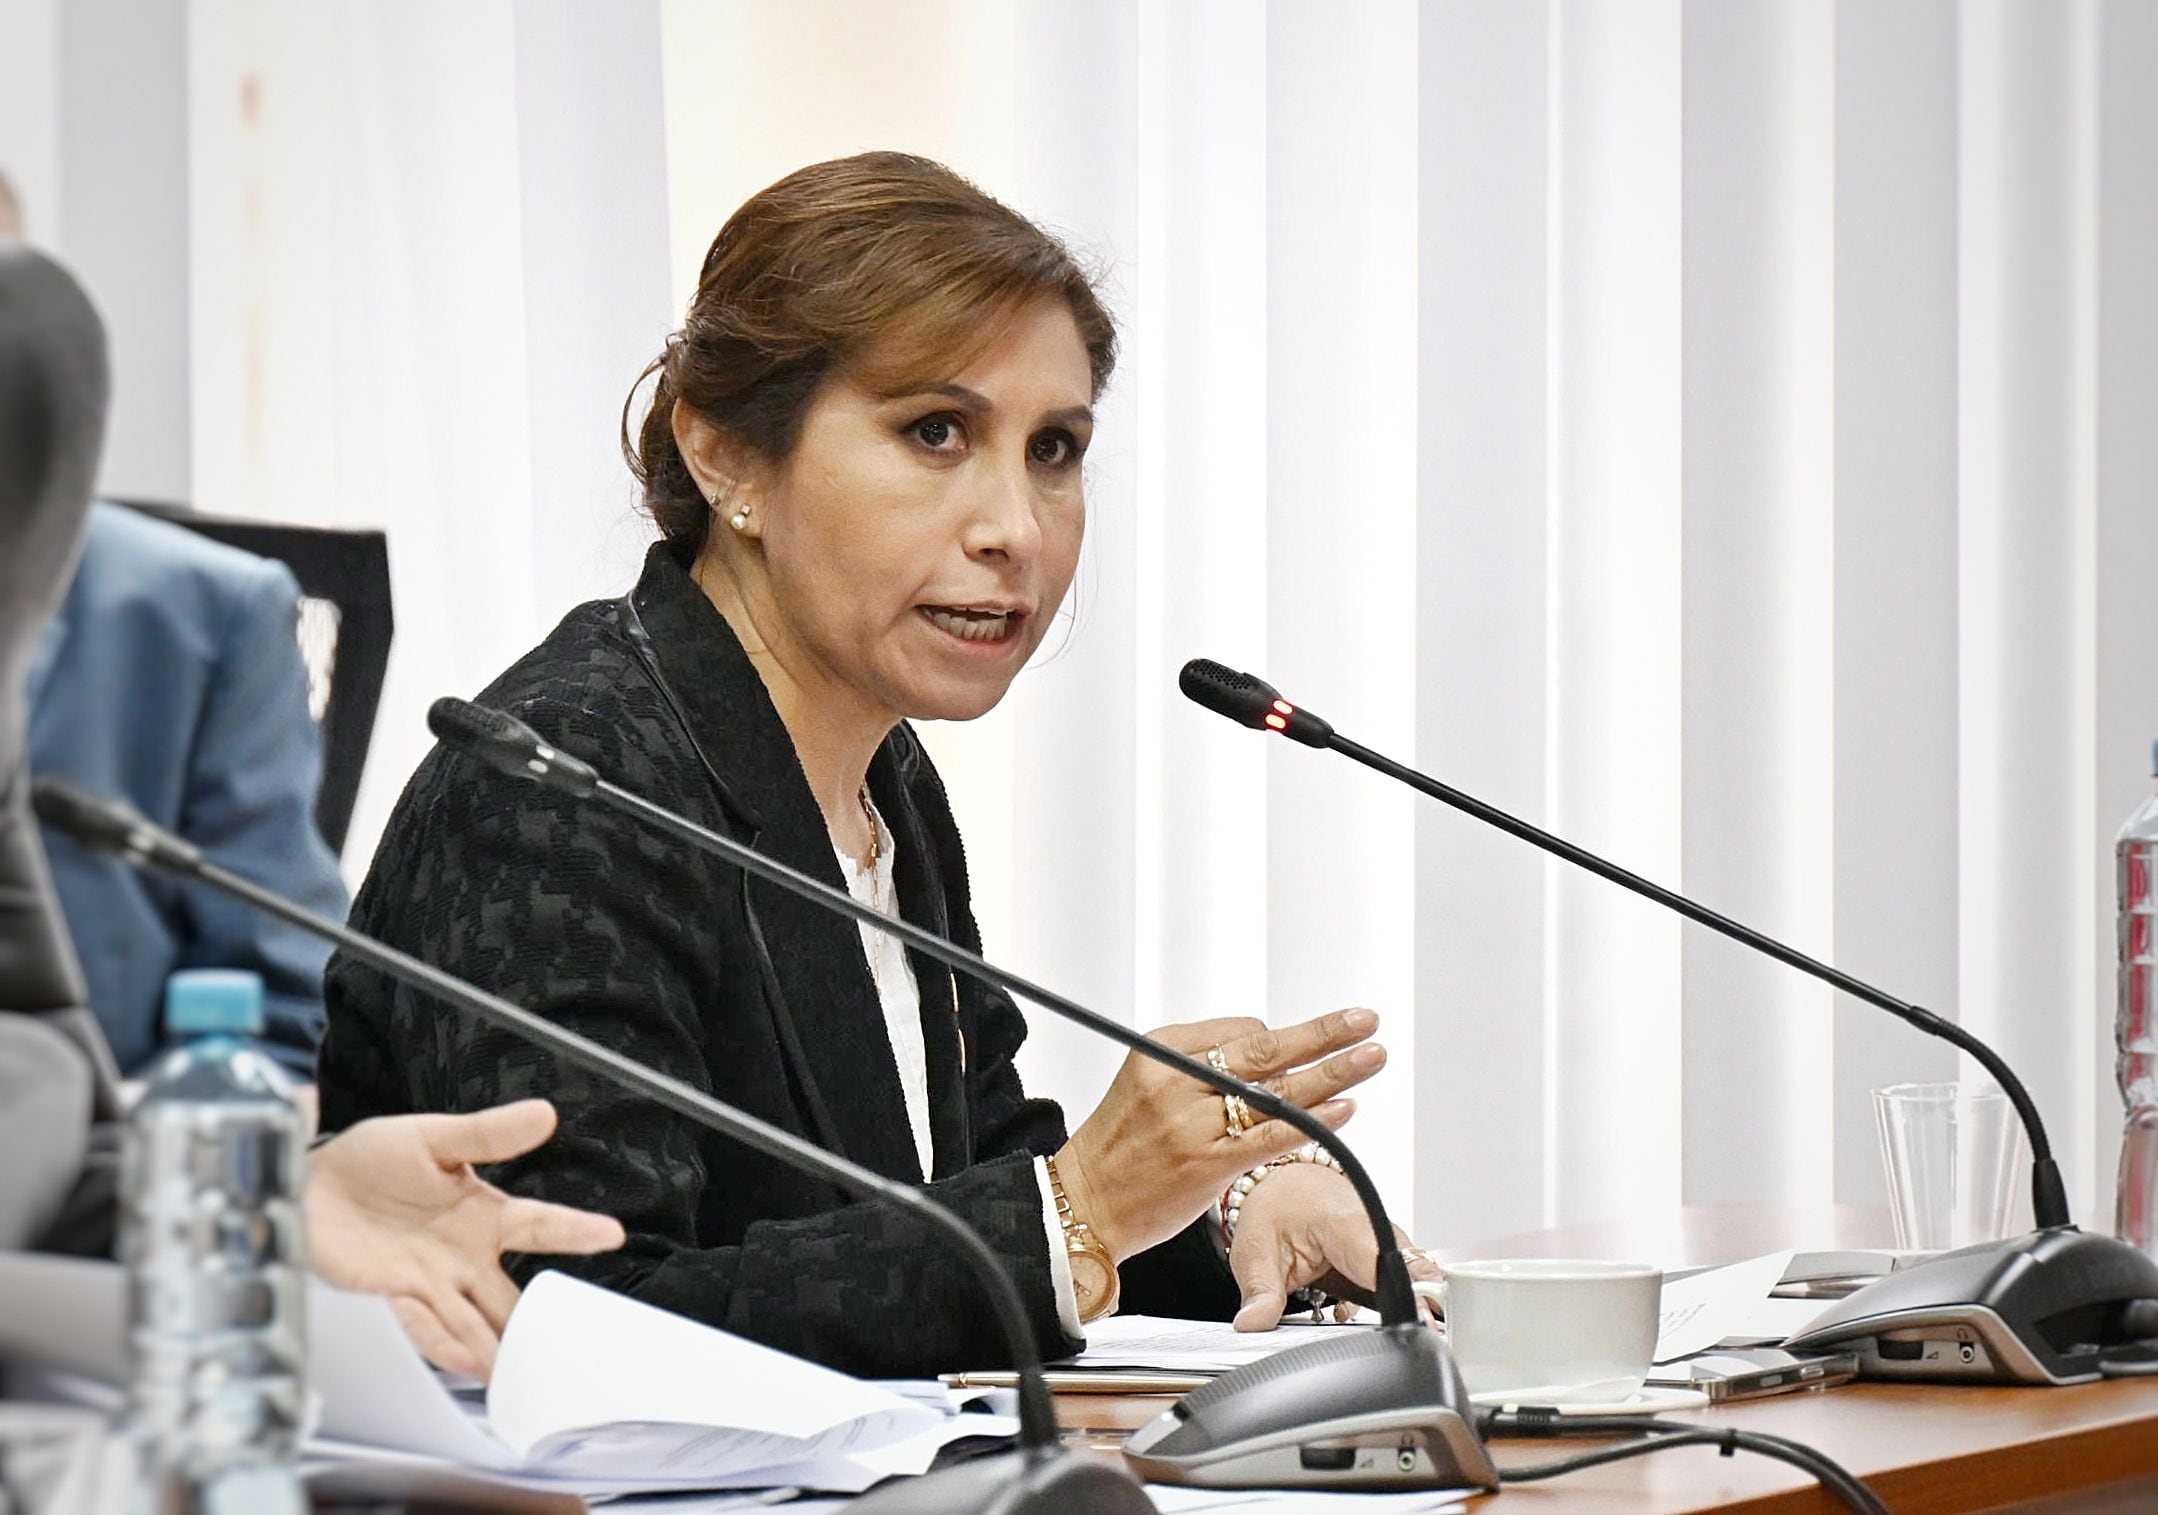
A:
1062 1208 2158 1512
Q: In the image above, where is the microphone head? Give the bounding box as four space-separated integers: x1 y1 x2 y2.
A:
1178 659 1283 731
1179 659 1335 748
31 776 203 874
427 695 537 754
427 697 598 797
29 776 127 852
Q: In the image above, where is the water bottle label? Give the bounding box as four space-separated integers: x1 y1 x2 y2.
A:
2122 842 2158 1056
2123 1051 2158 1110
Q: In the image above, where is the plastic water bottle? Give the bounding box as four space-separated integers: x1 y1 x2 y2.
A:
119 969 308 1514
2119 741 2158 1256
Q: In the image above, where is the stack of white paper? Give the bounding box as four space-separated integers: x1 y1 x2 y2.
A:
0 1255 1014 1501
308 1270 1016 1497
1653 1250 1796 1361
1068 1315 1368 1375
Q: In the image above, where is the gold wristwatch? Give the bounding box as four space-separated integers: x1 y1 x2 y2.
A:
1044 1153 1119 1323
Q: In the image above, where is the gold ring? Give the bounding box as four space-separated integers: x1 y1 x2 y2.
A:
1400 1247 1433 1268
1224 1092 1252 1138
1208 1046 1249 1137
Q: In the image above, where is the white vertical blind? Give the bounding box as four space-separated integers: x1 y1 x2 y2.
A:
1545 0 1686 1224
1416 0 1552 1243
190 0 553 881
1958 0 2103 1224
188 0 339 525
28 0 2154 1245
1130 0 1272 1069
1260 0 1421 1223
510 0 676 625
0 0 63 240
1677 0 1837 1212
1827 0 1964 1216
24 0 193 502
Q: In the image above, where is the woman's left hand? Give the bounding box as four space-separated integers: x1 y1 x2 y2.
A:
1224 1162 1443 1331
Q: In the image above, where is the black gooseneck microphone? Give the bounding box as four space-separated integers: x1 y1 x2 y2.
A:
424 696 1498 1494
1180 656 2158 1386
1180 661 2062 1220
29 775 1150 1515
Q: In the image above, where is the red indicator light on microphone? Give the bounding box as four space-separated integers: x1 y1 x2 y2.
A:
1272 700 1294 716
1265 713 1288 732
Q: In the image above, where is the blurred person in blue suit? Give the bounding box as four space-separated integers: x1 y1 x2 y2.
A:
27 502 350 1074
1 174 345 1076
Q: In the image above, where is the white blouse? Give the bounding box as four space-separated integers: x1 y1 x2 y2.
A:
835 797 1082 1338
834 810 931 1180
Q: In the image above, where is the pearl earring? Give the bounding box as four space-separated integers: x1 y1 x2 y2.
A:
729 505 751 531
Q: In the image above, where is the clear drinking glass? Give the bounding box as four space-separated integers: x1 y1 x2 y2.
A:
1872 1082 2025 1251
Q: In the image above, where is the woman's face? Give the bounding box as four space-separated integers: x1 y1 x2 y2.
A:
711 296 1094 725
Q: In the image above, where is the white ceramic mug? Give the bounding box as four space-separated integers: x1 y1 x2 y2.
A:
1416 1258 1663 1401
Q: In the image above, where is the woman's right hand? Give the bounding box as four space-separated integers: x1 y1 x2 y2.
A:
1053 1009 1386 1263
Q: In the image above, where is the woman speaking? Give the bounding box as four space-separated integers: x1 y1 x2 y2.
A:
317 152 1434 1377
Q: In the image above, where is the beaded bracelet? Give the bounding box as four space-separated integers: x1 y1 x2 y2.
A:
1218 1140 1345 1250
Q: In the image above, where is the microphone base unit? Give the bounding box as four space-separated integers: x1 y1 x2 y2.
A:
1121 1325 1499 1493
844 1446 1153 1515
1784 1227 2158 1385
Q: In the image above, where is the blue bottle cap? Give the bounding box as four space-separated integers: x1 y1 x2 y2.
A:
165 969 266 1037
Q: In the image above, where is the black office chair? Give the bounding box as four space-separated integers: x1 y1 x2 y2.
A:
111 501 393 856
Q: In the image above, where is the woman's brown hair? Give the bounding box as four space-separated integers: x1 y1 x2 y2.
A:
624 152 1117 560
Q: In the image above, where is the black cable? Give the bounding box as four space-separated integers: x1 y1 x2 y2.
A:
1485 1413 1889 1515
1501 1430 1886 1511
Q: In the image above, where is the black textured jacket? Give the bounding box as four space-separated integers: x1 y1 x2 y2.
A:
317 543 1237 1376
